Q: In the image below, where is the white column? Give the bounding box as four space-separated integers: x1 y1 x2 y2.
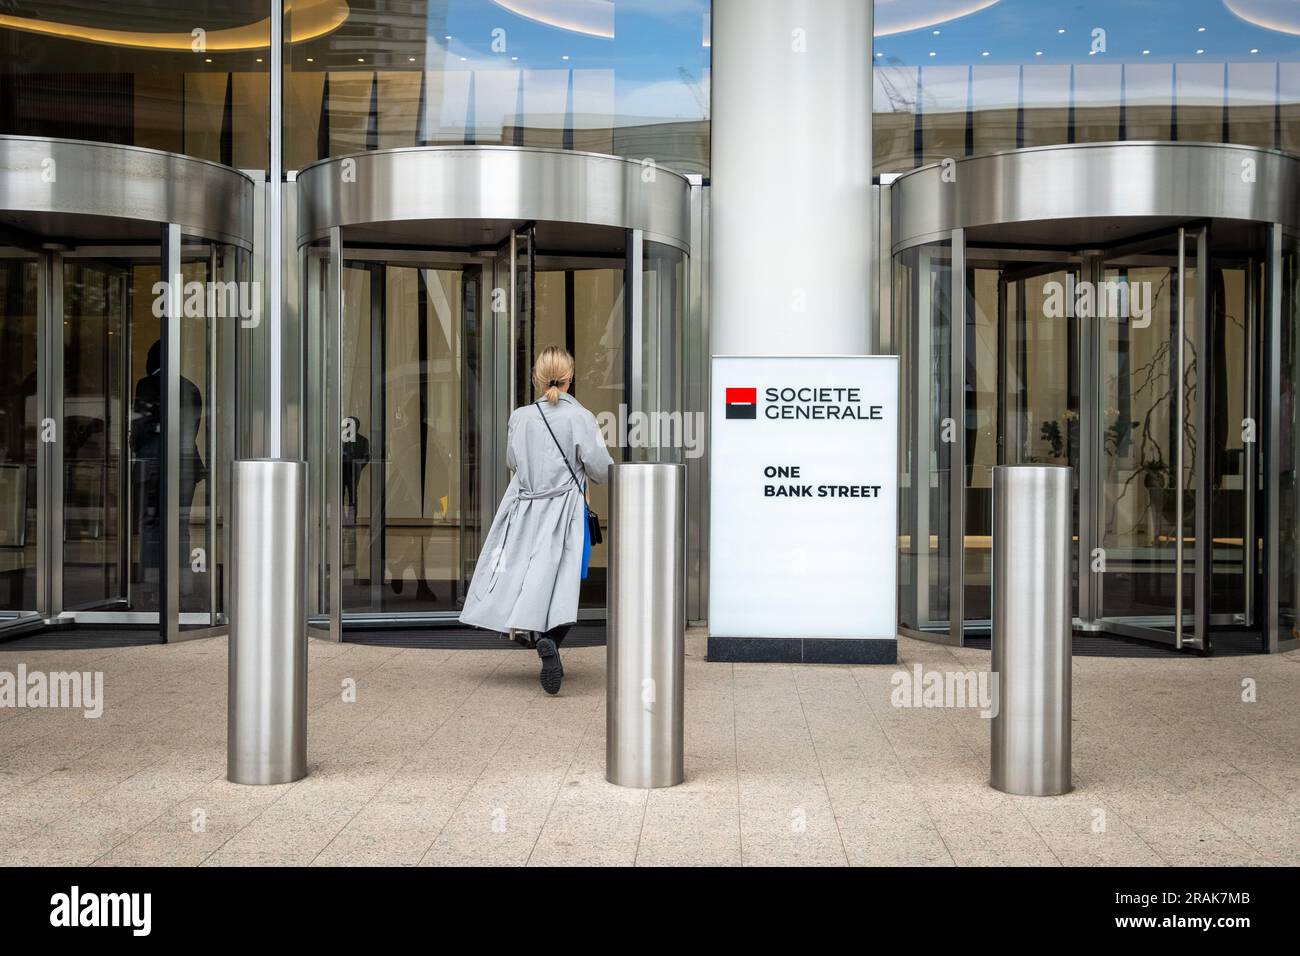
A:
711 0 873 356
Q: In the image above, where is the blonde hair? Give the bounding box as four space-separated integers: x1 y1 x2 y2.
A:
533 345 575 405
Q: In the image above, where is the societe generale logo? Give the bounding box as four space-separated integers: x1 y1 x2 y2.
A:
725 387 756 419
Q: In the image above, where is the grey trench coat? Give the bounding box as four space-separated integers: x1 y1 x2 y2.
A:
459 393 614 634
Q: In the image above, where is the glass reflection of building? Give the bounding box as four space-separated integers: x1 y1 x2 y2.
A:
873 0 1300 173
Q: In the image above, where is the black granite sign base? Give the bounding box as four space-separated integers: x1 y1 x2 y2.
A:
706 635 896 665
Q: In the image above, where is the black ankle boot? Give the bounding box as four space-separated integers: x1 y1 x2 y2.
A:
536 638 563 695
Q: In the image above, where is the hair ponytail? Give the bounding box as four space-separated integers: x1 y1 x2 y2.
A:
532 345 575 405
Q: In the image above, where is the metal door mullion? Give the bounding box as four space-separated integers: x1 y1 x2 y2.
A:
627 229 644 462
950 228 966 646
207 245 219 626
328 227 344 642
1078 255 1100 627
1243 252 1258 628
1173 228 1186 648
1264 225 1283 653
37 254 62 619
1193 227 1211 652
162 224 182 642
995 275 1007 467
368 263 386 611
120 270 133 611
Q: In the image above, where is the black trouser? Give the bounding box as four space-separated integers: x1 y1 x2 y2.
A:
539 624 571 647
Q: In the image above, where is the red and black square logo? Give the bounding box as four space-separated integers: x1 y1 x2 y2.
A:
725 387 757 419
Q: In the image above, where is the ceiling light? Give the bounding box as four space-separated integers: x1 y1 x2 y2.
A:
1035 50 1043 56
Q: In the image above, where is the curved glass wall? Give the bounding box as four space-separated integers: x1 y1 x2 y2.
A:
891 217 1296 652
874 0 1300 174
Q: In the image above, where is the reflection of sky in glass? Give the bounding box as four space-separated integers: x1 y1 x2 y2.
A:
877 0 1300 65
427 0 710 123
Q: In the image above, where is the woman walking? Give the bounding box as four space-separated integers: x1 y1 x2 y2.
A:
460 346 613 694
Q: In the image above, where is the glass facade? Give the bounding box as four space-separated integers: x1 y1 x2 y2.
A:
874 1 1300 173
0 2 711 174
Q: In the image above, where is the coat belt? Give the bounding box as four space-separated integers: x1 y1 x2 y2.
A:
485 483 576 591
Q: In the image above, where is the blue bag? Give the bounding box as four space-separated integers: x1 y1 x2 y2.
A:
580 484 592 580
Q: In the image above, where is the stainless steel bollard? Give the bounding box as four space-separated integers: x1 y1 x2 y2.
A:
990 464 1072 796
228 459 308 785
606 462 686 788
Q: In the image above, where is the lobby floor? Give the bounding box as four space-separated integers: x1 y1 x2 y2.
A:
1 630 1298 866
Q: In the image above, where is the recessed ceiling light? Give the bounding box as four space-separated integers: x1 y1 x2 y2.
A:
256 58 263 63
1197 26 1206 32
1142 49 1151 55
981 51 990 56
306 57 314 62
1035 50 1043 56
561 55 570 60
205 58 212 63
1196 48 1204 55
357 57 364 62
928 51 937 57
1058 28 1066 34
932 30 940 35
1251 48 1260 54
511 56 518 61
459 56 467 61
444 35 452 40
408 57 415 62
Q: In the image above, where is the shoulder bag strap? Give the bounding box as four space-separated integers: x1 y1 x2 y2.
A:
534 402 586 494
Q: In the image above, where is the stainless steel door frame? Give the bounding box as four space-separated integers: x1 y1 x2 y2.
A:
327 226 344 642
44 251 64 619
1263 224 1285 653
950 228 967 645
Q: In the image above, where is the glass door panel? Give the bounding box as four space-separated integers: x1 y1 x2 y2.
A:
170 246 212 627
1096 231 1199 646
1205 253 1257 628
965 257 1081 624
339 259 478 615
63 257 133 612
534 254 627 610
0 253 39 625
896 242 954 634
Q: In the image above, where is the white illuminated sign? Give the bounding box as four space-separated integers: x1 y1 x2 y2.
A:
708 355 899 641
